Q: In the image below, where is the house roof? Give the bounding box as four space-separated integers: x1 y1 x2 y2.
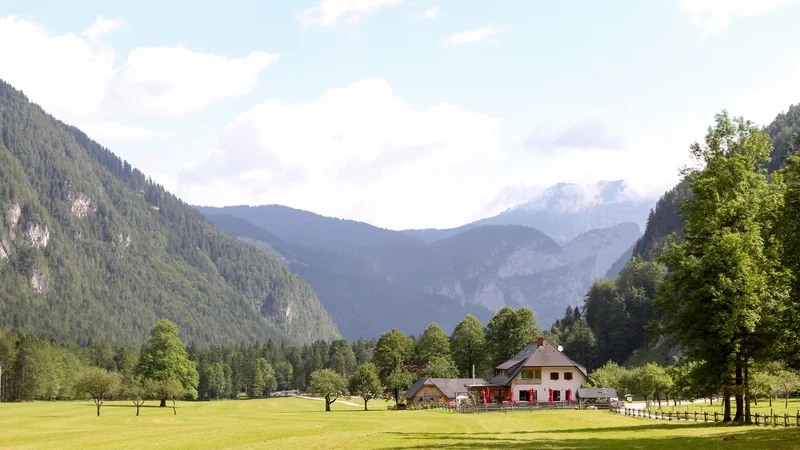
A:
577 388 617 399
489 339 588 386
403 378 487 399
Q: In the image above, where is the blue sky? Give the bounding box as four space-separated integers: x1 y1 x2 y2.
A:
1 0 799 229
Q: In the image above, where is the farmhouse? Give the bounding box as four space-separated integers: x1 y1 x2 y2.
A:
404 378 487 405
469 337 588 404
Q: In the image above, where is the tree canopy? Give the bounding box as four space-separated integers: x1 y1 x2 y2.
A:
136 320 199 405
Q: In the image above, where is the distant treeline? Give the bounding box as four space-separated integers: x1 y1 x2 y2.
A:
0 304 550 402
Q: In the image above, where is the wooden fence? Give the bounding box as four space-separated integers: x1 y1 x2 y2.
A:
615 407 800 427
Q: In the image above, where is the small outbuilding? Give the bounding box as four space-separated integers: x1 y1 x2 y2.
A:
576 387 618 409
404 378 487 405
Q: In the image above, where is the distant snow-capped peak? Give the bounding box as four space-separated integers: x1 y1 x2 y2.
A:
514 180 633 213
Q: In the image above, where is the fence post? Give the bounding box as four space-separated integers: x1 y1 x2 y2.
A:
714 412 718 422
785 413 789 428
755 413 759 425
694 411 698 421
704 411 708 422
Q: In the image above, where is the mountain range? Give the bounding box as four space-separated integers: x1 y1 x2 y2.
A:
199 202 644 339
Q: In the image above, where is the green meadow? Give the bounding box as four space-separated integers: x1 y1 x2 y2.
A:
2 397 800 449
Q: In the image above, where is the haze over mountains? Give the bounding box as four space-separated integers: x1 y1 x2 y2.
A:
199 183 648 339
404 180 653 243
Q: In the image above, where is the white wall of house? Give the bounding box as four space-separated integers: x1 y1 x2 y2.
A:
510 366 586 402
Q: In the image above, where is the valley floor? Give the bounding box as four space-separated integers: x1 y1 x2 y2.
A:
1 397 798 449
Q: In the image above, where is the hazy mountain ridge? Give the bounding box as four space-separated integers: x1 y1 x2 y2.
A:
203 206 642 336
404 180 653 244
0 79 339 347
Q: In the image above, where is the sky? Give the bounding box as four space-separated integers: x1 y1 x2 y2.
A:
1 0 799 230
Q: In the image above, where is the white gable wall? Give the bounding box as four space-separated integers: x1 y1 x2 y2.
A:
510 366 586 402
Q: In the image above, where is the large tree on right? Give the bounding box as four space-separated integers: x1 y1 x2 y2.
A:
653 112 789 424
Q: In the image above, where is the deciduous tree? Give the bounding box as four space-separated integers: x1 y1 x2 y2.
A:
136 320 199 407
373 329 413 382
74 367 121 416
309 368 347 412
485 307 539 367
654 112 788 423
414 323 451 366
349 363 382 411
450 315 485 378
421 356 459 378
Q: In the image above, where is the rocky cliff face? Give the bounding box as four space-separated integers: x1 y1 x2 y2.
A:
414 223 641 326
563 222 641 281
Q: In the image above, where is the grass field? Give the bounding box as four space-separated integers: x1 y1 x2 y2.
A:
2 397 800 449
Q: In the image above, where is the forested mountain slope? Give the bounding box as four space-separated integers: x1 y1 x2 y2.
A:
0 80 338 347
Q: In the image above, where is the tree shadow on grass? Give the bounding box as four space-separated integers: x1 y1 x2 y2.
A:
103 404 163 408
378 427 800 449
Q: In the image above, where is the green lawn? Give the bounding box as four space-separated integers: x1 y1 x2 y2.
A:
1 397 799 449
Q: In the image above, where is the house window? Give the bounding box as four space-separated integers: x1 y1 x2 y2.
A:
519 390 530 402
564 372 573 380
522 369 542 379
550 372 559 380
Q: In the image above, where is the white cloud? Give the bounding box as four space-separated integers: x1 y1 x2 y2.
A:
81 15 123 41
677 0 793 36
422 7 439 19
442 26 509 46
298 0 407 27
104 47 279 118
178 78 506 229
0 15 277 140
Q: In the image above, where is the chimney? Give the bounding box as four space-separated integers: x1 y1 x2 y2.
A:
536 337 544 346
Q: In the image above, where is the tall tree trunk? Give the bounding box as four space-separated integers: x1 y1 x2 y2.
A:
96 400 101 417
723 388 731 422
325 395 332 412
160 398 167 407
744 359 751 425
136 404 140 416
364 399 368 411
769 394 773 407
172 399 177 415
734 361 743 422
